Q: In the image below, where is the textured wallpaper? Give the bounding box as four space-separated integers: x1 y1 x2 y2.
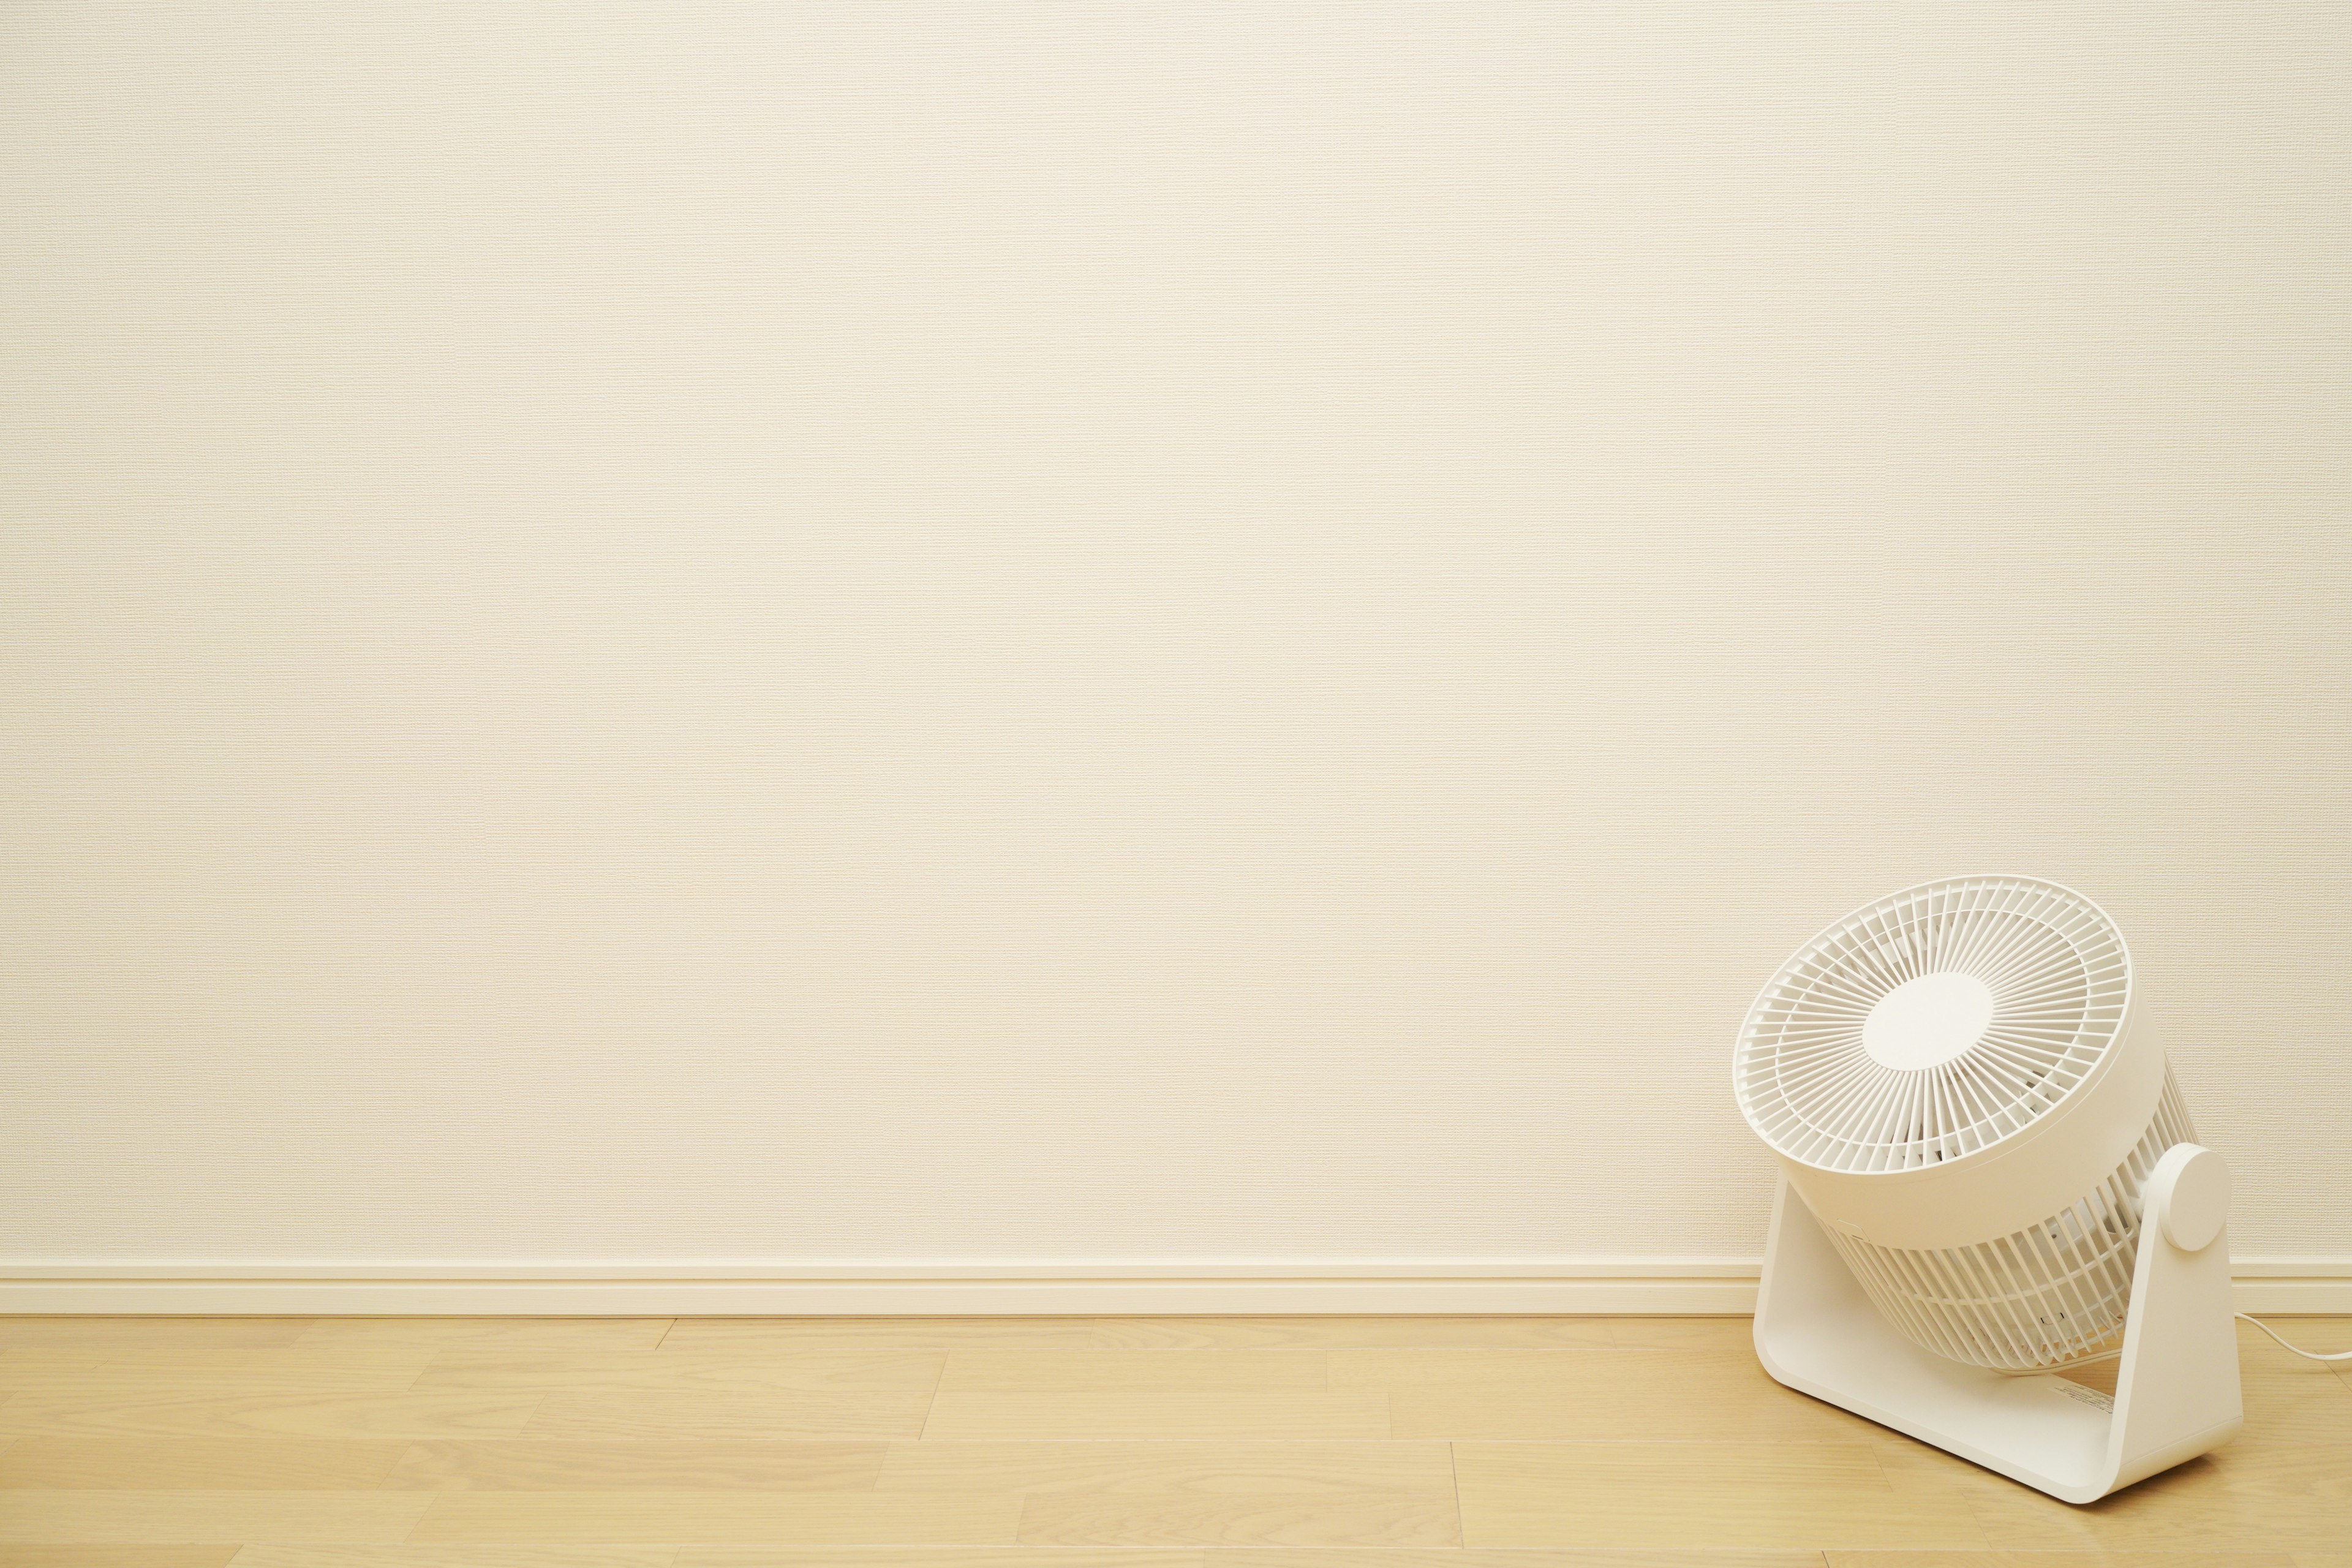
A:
4 4 2347 1267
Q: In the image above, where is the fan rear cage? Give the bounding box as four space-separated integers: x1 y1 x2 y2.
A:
1825 1070 2193 1371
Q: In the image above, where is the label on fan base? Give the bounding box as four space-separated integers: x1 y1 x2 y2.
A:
2056 1382 2115 1413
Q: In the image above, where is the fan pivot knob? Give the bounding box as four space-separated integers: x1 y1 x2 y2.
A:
2147 1143 2230 1252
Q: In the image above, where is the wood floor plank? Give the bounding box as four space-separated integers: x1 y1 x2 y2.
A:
412 1349 941 1395
0 1550 243 1568
657 1319 1096 1354
1826 1554 2304 1566
404 1490 1023 1544
0 1348 442 1377
0 1321 313 1351
673 1553 1199 1568
1013 1486 1460 1547
1087 1317 1618 1349
0 1368 430 1400
1453 1441 1989 1550
935 1349 1325 1394
1933 1441 2352 1554
1205 1554 1826 1567
290 1321 671 1355
377 1439 887 1491
518 1390 933 1440
919 1392 1390 1440
1335 1346 1871 1441
0 1438 407 1490
0 1491 431 1544
1598 1317 1763 1352
0 1392 540 1441
225 1552 677 1568
872 1438 1453 1493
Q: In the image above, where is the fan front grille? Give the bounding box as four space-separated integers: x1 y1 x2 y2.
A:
1737 876 2130 1174
1824 1071 2193 1371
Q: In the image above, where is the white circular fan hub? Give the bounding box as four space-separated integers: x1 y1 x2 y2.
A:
1862 971 1995 1070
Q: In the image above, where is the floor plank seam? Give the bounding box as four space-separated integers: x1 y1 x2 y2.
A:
916 1348 948 1441
1446 1435 1464 1548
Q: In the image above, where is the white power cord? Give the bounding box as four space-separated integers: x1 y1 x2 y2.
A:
2237 1314 2352 1362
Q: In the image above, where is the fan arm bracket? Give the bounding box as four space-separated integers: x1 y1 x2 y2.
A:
1752 1144 2243 1505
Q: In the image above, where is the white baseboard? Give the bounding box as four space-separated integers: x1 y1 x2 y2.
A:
2 1258 2346 1315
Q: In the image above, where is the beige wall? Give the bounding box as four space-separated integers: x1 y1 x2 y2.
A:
4 4 2348 1277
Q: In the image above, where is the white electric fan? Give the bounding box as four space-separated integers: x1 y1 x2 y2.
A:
1734 875 2242 1502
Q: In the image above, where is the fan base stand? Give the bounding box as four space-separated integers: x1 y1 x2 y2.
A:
1753 1156 2243 1505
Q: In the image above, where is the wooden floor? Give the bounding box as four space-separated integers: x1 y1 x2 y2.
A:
1 1315 2348 1565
